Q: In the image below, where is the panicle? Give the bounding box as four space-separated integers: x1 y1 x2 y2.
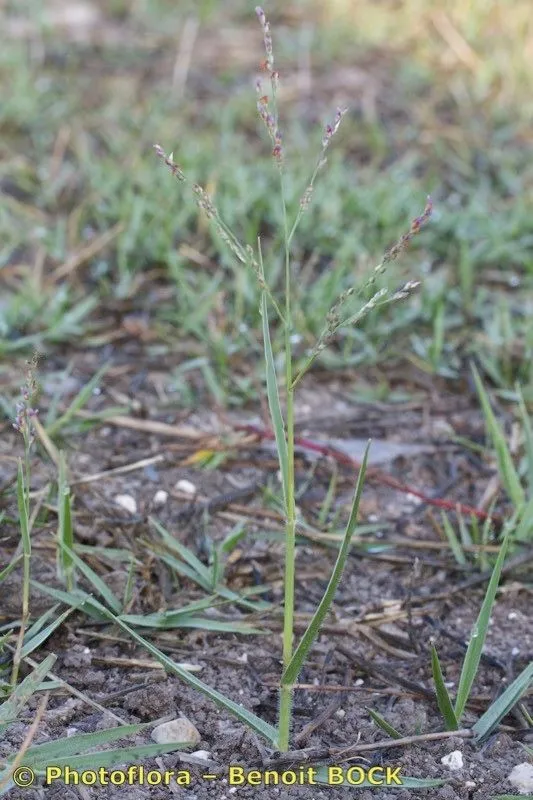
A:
322 107 348 150
255 7 273 73
13 352 40 445
153 144 185 182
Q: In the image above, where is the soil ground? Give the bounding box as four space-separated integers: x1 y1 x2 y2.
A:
2 349 532 799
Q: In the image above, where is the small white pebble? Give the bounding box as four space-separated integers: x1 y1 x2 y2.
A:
114 494 137 514
237 653 248 664
508 763 533 793
441 750 464 771
175 479 196 495
512 647 520 656
406 493 423 505
151 717 200 747
153 489 168 506
335 709 346 719
508 611 518 620
190 750 211 762
355 678 364 686
464 781 476 789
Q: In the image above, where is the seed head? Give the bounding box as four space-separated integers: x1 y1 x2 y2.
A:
255 7 273 73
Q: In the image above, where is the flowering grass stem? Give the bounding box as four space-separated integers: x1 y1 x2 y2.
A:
155 6 431 751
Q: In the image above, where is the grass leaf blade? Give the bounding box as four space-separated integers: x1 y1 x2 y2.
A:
454 531 510 720
430 645 459 730
472 662 533 743
282 444 369 685
261 292 288 505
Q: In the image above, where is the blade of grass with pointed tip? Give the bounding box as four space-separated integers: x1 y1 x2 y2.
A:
21 607 76 659
22 722 152 763
492 796 533 799
473 662 533 743
513 496 533 543
367 707 402 738
46 363 109 438
57 451 74 589
282 444 369 685
22 606 60 641
30 743 186 774
472 365 524 509
31 581 108 621
16 461 30 552
0 654 56 729
155 550 211 591
119 610 262 634
440 512 466 566
430 645 459 730
517 384 533 494
0 554 22 583
261 292 288 505
94 601 278 743
58 544 121 614
149 517 212 589
454 531 510 720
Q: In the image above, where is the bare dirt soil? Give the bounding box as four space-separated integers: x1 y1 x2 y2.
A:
2 345 532 800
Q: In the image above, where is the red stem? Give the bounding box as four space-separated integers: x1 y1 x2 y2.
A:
236 423 500 523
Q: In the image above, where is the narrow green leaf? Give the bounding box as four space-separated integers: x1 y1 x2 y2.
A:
261 292 288 505
156 551 210 590
0 654 56 728
517 384 533 495
94 602 278 744
440 513 466 566
46 363 108 437
16 461 30 553
454 531 510 720
21 608 75 659
0 554 22 583
119 596 218 625
22 723 152 762
282 444 369 685
31 743 186 773
57 451 74 588
367 707 402 738
31 581 108 621
150 517 212 589
22 606 60 642
513 496 533 543
492 796 533 799
473 662 533 743
58 544 121 614
120 611 262 634
472 365 524 509
430 645 459 730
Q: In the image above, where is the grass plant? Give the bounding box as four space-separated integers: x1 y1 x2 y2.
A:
153 6 431 750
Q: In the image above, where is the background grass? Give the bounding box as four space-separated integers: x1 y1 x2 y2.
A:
1 0 532 403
